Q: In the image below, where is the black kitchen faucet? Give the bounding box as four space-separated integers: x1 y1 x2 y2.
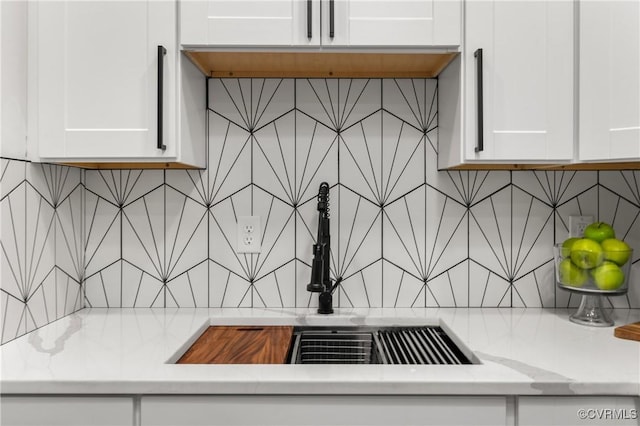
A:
307 182 342 314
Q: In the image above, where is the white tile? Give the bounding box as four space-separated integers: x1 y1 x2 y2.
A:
0 159 25 199
294 111 339 205
511 261 555 308
426 260 469 307
334 186 382 279
27 163 81 208
426 131 470 204
84 260 121 308
598 185 640 257
122 186 165 282
121 261 164 307
26 278 51 328
340 111 383 204
1 182 56 307
56 186 84 282
166 260 209 308
555 186 598 242
165 169 209 207
469 186 512 282
207 112 252 206
381 112 425 203
295 259 316 308
209 79 294 132
85 170 162 207
252 260 296 308
209 186 253 281
337 260 382 308
513 171 597 207
510 186 554 280
0 293 27 344
253 111 297 204
84 191 121 278
209 261 252 308
599 170 640 206
250 78 294 131
382 260 425 308
383 79 437 132
469 262 511 307
164 186 208 281
251 187 295 282
383 187 427 279
40 267 57 320
55 269 82 318
296 79 380 132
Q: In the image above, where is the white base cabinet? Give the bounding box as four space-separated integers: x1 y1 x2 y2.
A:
0 396 135 426
518 396 640 426
141 395 507 426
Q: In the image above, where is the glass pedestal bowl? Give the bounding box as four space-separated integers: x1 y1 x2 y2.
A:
553 243 633 327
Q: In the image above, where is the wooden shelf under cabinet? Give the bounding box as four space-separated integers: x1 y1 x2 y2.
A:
184 51 458 78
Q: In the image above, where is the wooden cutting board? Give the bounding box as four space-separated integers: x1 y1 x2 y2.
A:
614 322 640 341
177 326 293 364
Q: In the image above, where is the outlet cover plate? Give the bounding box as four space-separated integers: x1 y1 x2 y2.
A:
237 216 261 253
569 215 593 238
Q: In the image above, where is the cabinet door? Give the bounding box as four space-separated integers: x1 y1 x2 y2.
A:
0 396 134 426
32 0 176 160
1 0 28 160
580 1 640 161
518 396 639 425
465 1 574 162
323 0 460 47
180 0 320 47
142 395 506 426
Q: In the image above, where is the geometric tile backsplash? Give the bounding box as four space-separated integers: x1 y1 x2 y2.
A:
0 159 84 344
1 78 639 343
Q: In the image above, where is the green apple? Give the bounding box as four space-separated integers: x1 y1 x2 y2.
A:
561 237 580 258
583 222 615 243
558 258 588 287
570 238 604 269
591 261 625 290
601 238 632 266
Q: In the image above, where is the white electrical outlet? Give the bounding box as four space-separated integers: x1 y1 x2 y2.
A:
237 216 261 253
569 215 594 238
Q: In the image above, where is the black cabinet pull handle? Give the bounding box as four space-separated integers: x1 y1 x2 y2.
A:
307 0 312 39
329 0 334 38
157 45 167 151
474 48 484 153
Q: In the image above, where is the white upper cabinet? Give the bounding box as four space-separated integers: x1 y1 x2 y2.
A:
580 1 640 161
180 0 460 48
462 0 574 165
181 0 321 46
30 0 205 167
1 0 28 160
322 0 460 46
440 1 574 169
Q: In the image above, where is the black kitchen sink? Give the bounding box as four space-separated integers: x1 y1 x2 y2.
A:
287 326 474 365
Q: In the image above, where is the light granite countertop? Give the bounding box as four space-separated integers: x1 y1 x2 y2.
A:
1 308 639 396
